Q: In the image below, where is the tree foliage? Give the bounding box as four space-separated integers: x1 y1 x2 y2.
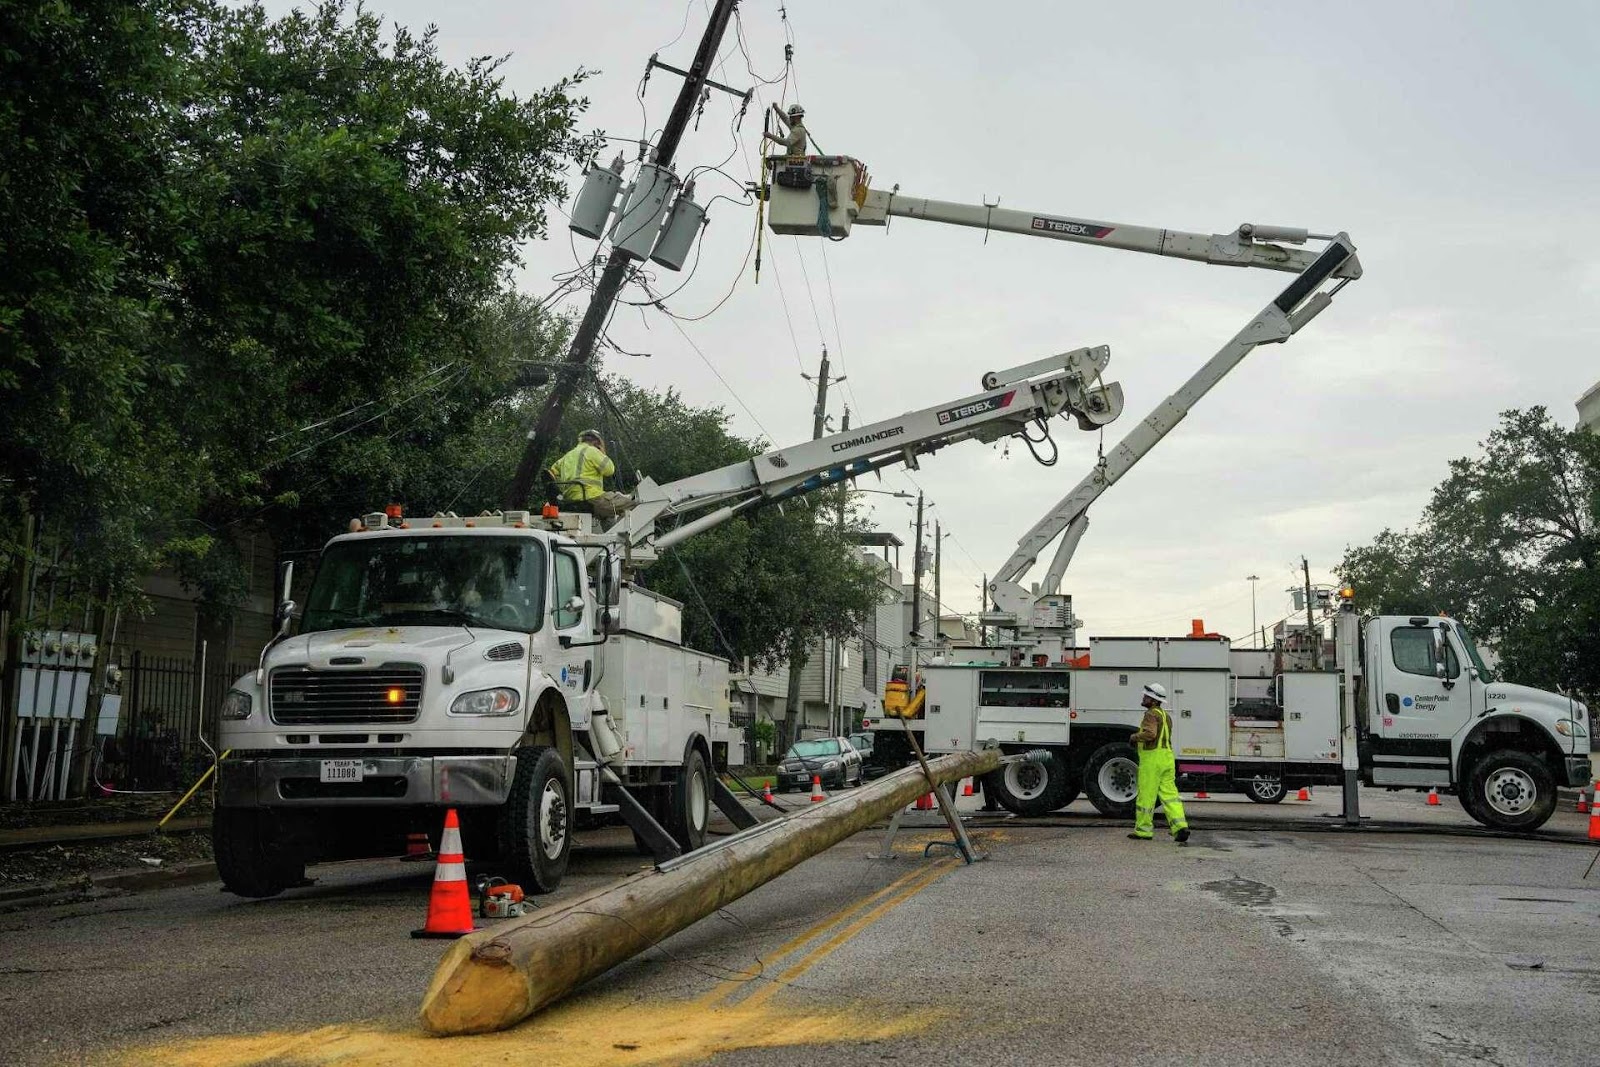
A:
1338 408 1600 695
0 0 599 597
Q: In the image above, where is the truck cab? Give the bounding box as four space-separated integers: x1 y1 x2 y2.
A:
1360 614 1589 829
214 509 729 898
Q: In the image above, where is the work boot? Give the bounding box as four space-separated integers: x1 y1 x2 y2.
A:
1127 832 1151 840
1174 827 1191 844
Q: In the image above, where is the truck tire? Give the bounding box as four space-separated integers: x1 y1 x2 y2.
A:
1463 749 1557 832
498 746 572 894
983 752 1070 817
668 747 711 851
1244 776 1286 804
1085 742 1140 818
213 809 303 899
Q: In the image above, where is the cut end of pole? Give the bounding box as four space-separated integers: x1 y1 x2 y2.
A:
419 936 534 1036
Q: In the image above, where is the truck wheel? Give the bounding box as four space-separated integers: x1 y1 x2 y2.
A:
1245 777 1286 804
498 746 571 894
668 748 711 851
1465 750 1556 831
983 752 1070 816
1052 769 1083 811
1085 742 1139 818
214 809 303 899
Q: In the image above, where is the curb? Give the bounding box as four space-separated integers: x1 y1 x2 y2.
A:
0 860 218 913
0 816 210 852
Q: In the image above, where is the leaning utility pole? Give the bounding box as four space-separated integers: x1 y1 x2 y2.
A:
503 0 741 509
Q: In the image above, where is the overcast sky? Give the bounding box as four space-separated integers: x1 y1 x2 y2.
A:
274 1 1598 640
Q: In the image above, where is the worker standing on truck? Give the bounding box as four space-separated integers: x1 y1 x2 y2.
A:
546 430 631 521
1129 682 1191 844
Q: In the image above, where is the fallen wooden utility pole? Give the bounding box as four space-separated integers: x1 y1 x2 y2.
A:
419 748 1001 1036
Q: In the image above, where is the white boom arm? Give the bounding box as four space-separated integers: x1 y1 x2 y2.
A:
857 191 1361 280
603 346 1124 560
985 235 1359 626
765 157 1361 636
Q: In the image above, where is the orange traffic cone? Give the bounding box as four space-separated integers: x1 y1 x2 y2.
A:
810 775 825 803
403 832 432 861
1589 803 1600 842
1426 787 1440 806
763 782 775 804
915 792 934 811
1295 787 1310 802
1577 788 1589 814
411 809 474 940
1195 787 1209 799
962 778 975 798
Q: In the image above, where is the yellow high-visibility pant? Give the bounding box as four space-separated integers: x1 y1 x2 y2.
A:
1132 747 1188 839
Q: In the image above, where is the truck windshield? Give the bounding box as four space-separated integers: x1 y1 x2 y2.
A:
301 536 545 634
1454 622 1494 683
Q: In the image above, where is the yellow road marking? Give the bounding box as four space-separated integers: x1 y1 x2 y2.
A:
693 860 942 1008
740 858 957 1010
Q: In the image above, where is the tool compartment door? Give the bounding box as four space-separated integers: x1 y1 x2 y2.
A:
1170 670 1228 759
1282 672 1341 762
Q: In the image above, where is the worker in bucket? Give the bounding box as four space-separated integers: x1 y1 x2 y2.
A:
1128 682 1191 844
546 430 631 521
764 103 809 158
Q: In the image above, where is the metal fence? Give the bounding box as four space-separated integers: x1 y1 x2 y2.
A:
99 651 253 792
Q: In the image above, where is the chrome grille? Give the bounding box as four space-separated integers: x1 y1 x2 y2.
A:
269 665 423 725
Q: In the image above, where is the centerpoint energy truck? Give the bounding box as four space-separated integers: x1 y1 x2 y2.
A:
213 337 1129 898
908 598 1590 831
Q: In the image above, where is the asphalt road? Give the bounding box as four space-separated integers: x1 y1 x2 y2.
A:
4 786 1598 1066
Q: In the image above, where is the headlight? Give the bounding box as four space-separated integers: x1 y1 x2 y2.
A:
450 688 521 717
823 759 841 771
220 689 253 721
1556 719 1587 738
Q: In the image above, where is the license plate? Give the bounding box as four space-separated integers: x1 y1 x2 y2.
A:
319 759 364 784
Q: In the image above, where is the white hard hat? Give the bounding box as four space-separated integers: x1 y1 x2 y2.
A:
1141 682 1168 703
787 103 805 118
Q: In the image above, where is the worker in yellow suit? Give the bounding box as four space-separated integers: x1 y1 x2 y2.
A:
546 430 630 520
1129 682 1190 844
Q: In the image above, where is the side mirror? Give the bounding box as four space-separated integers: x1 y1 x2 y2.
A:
276 560 296 636
276 599 297 637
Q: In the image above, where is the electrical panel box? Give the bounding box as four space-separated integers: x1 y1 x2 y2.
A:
1282 671 1341 762
765 157 868 237
596 634 729 765
921 665 1073 753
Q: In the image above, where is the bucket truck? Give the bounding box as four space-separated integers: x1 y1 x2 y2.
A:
212 346 1124 897
771 158 1587 830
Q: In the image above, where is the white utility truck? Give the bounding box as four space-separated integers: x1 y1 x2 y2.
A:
779 156 1588 831
914 599 1590 832
213 341 1127 897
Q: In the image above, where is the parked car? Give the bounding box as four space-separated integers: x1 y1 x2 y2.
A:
776 737 863 792
848 732 890 780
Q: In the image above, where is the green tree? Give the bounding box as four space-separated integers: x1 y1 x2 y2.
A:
0 0 599 603
1338 408 1600 696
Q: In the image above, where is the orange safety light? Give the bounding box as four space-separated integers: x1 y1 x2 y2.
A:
385 504 404 519
541 504 560 519
386 687 406 705
1339 586 1355 599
